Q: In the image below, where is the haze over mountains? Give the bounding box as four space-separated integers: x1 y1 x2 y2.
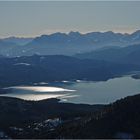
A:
75 44 140 65
3 37 33 46
1 1 140 139
1 30 140 139
1 30 140 88
1 30 140 57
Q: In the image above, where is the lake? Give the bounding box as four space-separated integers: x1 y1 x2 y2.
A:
1 76 140 104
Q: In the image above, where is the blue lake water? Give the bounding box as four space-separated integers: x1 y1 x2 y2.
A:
1 76 140 104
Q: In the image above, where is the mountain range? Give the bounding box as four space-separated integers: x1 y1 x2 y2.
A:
0 30 140 139
1 30 140 87
2 37 33 46
75 44 140 65
1 30 140 57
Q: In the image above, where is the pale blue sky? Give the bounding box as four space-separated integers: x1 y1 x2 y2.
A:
0 1 140 38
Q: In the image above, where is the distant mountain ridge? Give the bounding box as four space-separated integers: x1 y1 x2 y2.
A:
75 44 140 65
3 37 33 46
1 30 140 57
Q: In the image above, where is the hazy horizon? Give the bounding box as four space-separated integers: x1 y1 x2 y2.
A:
1 29 140 39
0 1 140 38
